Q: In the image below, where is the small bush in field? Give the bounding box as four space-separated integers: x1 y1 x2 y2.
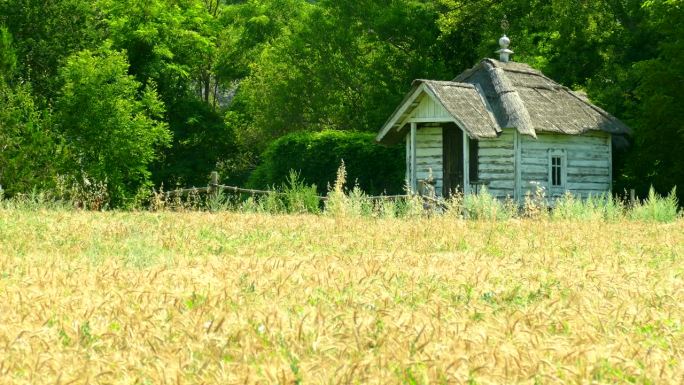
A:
463 187 516 220
282 170 320 214
552 192 624 221
629 187 679 223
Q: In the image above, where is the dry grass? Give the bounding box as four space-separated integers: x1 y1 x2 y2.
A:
0 209 683 384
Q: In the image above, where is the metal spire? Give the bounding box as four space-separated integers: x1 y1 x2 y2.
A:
496 16 514 62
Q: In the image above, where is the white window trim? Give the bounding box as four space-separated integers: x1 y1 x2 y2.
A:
548 149 567 193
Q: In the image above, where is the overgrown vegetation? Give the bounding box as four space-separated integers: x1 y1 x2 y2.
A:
2 161 680 223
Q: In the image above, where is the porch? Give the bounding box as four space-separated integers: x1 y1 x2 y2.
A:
406 121 481 198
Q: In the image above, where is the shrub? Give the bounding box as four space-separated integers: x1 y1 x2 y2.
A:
282 170 320 214
234 170 320 215
247 130 405 196
463 187 517 220
629 187 679 223
552 192 624 221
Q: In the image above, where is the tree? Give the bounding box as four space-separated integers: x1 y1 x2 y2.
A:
55 47 171 206
99 0 239 187
0 26 17 78
230 0 449 149
621 0 684 201
0 81 63 197
0 0 95 102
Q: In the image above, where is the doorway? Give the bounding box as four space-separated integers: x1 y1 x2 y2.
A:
442 123 463 197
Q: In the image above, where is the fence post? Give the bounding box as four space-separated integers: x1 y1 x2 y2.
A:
629 189 636 207
209 171 219 195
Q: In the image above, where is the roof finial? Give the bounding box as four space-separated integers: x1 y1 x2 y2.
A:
496 15 513 62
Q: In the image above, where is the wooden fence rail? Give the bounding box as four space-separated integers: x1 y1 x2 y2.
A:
163 171 418 203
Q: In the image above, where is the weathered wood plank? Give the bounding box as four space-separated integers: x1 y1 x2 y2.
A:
566 182 610 191
567 159 609 168
522 142 607 152
416 135 442 142
418 126 443 134
520 156 547 166
479 140 514 150
415 141 442 148
479 157 515 166
486 190 515 199
567 175 610 183
567 151 609 160
521 173 548 181
479 164 515 173
479 176 516 185
479 148 514 157
415 155 442 162
416 147 442 157
414 95 451 119
567 167 609 176
522 133 608 145
520 148 548 158
520 164 547 174
487 180 516 190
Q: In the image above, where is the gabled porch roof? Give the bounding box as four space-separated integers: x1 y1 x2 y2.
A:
376 80 500 145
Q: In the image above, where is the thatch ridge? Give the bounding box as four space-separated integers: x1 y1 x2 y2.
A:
484 61 536 138
454 58 630 137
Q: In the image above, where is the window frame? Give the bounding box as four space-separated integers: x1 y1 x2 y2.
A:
547 149 567 192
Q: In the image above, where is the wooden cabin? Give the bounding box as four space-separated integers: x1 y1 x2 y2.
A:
376 35 630 201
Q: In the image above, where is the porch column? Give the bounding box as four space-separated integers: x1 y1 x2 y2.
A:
410 122 417 193
463 130 470 196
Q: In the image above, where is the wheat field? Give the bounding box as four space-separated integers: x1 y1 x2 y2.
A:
0 209 682 384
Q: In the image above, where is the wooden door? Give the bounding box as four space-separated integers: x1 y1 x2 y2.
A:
442 123 463 197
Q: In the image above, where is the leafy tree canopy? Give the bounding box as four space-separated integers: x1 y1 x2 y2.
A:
55 47 171 206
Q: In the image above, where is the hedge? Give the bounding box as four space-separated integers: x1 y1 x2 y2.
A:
247 130 405 195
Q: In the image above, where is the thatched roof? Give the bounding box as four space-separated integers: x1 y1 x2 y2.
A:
422 80 501 138
377 58 630 144
375 80 499 144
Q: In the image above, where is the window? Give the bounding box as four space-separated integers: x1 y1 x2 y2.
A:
551 156 562 186
548 150 566 190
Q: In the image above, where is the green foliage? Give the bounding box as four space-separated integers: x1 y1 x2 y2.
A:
152 96 236 188
0 0 95 100
462 187 517 220
629 187 679 223
324 161 373 218
323 162 422 219
281 170 320 214
55 47 171 207
0 27 17 77
0 80 63 196
552 192 625 221
233 0 449 148
100 0 238 189
619 2 684 203
233 170 320 215
0 0 683 207
248 130 405 196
